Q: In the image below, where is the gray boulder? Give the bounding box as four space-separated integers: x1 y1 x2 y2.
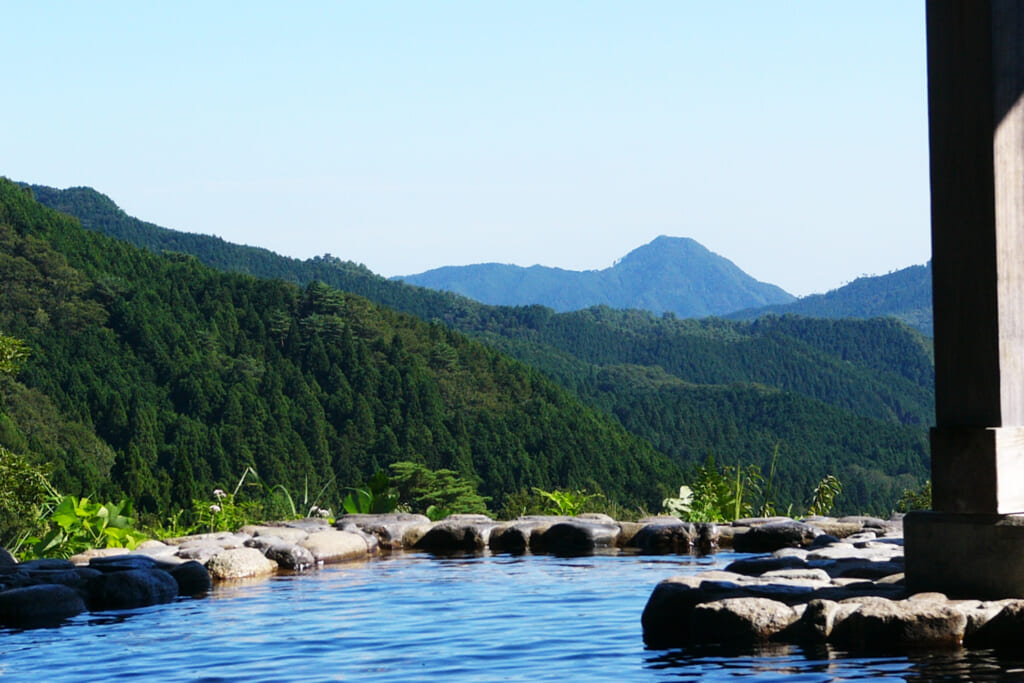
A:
629 521 696 554
965 600 1024 648
690 597 799 644
490 519 553 554
726 555 809 576
300 530 369 563
831 598 966 648
533 520 620 555
205 547 278 580
641 572 756 647
801 517 864 539
734 521 822 553
0 566 32 592
25 566 100 591
278 517 333 533
335 513 431 549
414 518 497 553
240 525 310 544
88 554 160 573
248 537 316 571
169 561 211 596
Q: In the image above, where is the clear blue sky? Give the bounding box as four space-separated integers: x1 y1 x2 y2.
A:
4 1 928 297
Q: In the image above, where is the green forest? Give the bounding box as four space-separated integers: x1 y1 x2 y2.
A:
0 179 680 518
18 182 937 514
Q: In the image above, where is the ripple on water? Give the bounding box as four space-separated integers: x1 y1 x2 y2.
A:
3 552 1024 682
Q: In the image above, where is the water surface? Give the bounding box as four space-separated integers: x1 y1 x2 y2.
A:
2 551 1022 681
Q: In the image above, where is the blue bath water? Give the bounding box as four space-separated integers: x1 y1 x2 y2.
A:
2 551 1023 682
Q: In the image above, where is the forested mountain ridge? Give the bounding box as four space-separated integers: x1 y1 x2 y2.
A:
0 178 680 513
727 263 933 336
27 183 934 513
394 235 795 317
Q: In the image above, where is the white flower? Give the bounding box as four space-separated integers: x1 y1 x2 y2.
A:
210 504 222 513
213 489 226 500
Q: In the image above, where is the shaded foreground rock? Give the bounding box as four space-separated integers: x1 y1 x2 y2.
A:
0 584 87 627
86 568 180 611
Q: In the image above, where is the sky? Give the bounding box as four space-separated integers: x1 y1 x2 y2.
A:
3 1 929 297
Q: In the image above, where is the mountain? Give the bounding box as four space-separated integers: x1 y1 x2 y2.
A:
395 236 796 317
728 264 933 336
26 183 933 513
0 178 679 514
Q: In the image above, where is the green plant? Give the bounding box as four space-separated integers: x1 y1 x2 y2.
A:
389 461 489 516
756 444 782 517
678 455 764 523
264 474 336 520
806 474 843 516
532 487 603 516
661 485 694 518
191 467 265 533
342 470 399 514
896 480 931 513
22 495 149 559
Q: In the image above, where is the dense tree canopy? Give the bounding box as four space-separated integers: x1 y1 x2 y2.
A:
24 182 936 513
0 178 680 514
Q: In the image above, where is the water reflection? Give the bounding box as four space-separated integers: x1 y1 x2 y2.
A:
645 642 1024 682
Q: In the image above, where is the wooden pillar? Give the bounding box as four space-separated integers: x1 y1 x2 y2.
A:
906 0 1024 598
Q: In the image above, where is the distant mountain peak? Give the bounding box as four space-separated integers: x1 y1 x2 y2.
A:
396 236 794 318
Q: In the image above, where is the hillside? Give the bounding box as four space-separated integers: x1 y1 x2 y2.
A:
0 178 680 513
395 235 796 317
728 264 933 336
27 183 934 513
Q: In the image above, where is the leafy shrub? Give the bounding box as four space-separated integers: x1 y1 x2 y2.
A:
22 495 148 559
188 467 335 533
532 487 603 516
342 470 399 515
389 461 490 518
0 445 54 549
674 455 762 522
896 480 931 512
807 474 843 516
